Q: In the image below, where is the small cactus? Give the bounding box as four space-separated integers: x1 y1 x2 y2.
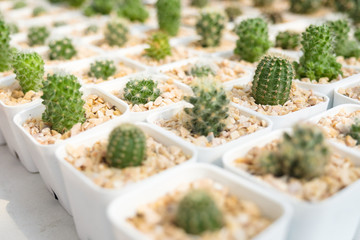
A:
67 0 86 7
104 19 129 47
91 0 115 15
190 0 208 8
253 0 274 7
42 73 85 134
53 21 67 27
335 0 354 12
12 52 44 93
84 24 99 35
290 0 322 14
234 18 272 63
13 1 27 9
184 77 229 137
32 7 46 17
195 12 226 48
49 38 77 60
123 78 161 105
252 55 294 106
0 20 12 72
118 0 149 23
175 190 224 235
275 31 300 50
189 62 217 77
156 0 181 36
106 123 147 169
28 26 50 46
88 60 116 80
225 6 242 22
144 32 172 61
263 10 284 24
354 28 360 42
348 120 360 145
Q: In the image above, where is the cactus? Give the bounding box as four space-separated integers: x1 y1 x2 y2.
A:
275 31 300 50
234 18 272 63
28 26 50 46
355 28 360 42
184 77 229 137
118 0 149 23
335 0 355 12
189 63 217 77
195 12 226 48
156 0 181 36
67 0 86 7
263 10 284 24
106 123 147 169
175 190 224 235
123 78 161 105
13 1 27 9
253 0 274 7
294 24 342 81
91 0 115 14
0 20 12 72
225 6 242 22
258 124 331 180
290 0 322 14
12 52 44 93
53 21 67 27
348 120 360 145
104 19 129 47
144 32 172 61
42 73 85 134
49 38 77 60
190 0 208 8
88 60 116 80
33 7 46 17
84 24 99 35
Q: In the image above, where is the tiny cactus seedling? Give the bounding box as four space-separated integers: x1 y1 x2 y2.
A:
118 0 149 23
254 0 274 7
106 123 147 169
184 77 229 137
349 120 360 145
144 32 172 61
294 24 342 82
32 7 46 17
13 1 27 9
88 60 116 80
175 190 224 235
234 18 272 63
191 0 208 8
252 55 294 106
84 24 99 35
225 6 242 22
0 20 12 72
49 38 77 60
42 73 85 134
104 19 129 47
275 31 300 50
156 0 181 36
123 78 161 105
189 62 217 78
196 12 226 48
290 0 322 14
12 52 44 93
28 26 50 46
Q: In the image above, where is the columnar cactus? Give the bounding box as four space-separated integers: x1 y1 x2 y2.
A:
123 78 161 105
253 0 274 7
196 12 226 48
42 73 85 134
191 0 208 8
252 55 294 106
234 18 272 63
156 0 181 36
104 19 129 47
225 6 242 22
49 38 77 60
175 190 224 235
0 20 12 72
184 77 229 137
28 26 50 46
290 0 322 14
106 124 147 169
144 32 172 61
12 52 44 93
294 24 342 81
33 7 46 17
275 31 300 50
257 124 331 180
88 60 116 80
118 0 149 23
189 63 217 77
349 120 360 145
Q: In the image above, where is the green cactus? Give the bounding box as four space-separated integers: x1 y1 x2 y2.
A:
13 1 27 9
53 21 67 27
49 38 77 60
225 6 242 22
175 190 224 235
289 0 322 14
184 77 229 137
91 0 115 14
189 63 217 77
7 22 19 34
48 0 66 3
84 24 99 35
196 12 226 48
104 19 129 47
355 28 360 42
335 0 355 12
42 73 85 134
123 78 161 105
117 0 149 23
252 55 294 106
144 32 172 61
67 0 86 7
253 0 274 7
348 120 360 145
258 124 331 180
12 52 44 93
275 31 300 50
294 24 342 81
263 10 284 24
190 0 208 8
156 0 181 36
28 26 50 46
33 6 46 17
88 60 116 80
106 123 147 169
234 18 272 63
0 20 12 72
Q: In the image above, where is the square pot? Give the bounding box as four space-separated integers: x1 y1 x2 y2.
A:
333 78 360 107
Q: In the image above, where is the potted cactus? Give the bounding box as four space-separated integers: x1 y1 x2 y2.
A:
117 0 149 23
275 31 301 51
27 26 50 47
156 0 181 36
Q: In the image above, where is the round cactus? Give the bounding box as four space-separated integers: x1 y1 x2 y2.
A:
349 120 360 145
144 32 172 61
117 0 149 23
88 60 116 80
275 31 300 50
12 52 44 93
156 0 181 36
0 20 12 72
190 0 208 8
104 19 129 47
189 62 217 78
32 7 46 17
49 38 77 60
196 12 226 48
225 6 242 22
123 78 161 105
28 26 50 46
106 124 147 169
175 190 224 235
290 0 322 14
91 0 115 15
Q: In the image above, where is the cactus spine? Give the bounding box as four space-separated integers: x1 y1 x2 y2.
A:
0 20 12 72
156 0 181 36
123 78 161 105
144 32 172 61
49 38 77 60
196 12 226 48
275 31 300 50
88 60 116 80
28 26 50 46
290 0 322 14
104 19 129 47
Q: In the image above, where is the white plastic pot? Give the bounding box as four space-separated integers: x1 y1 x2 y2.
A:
107 163 292 240
333 79 360 107
55 122 197 240
12 86 130 215
223 129 360 240
147 102 273 165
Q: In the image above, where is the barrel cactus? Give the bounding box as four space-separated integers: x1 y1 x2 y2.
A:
88 60 116 80
144 32 172 61
191 0 208 8
290 0 322 14
0 20 12 72
123 78 161 105
156 0 181 36
118 0 149 23
106 124 147 169
49 38 77 60
104 19 128 47
275 31 300 50
349 120 360 145
196 12 226 48
28 26 50 46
